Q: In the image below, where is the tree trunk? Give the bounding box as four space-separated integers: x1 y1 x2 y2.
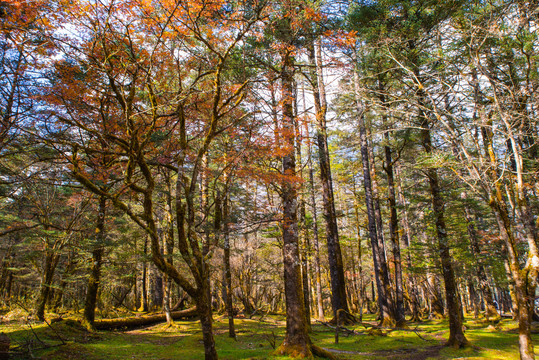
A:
53 251 76 311
467 280 480 319
223 192 235 338
352 187 364 321
461 197 499 320
307 122 324 322
395 165 421 322
196 287 218 360
275 42 312 357
201 154 214 316
353 69 394 327
383 134 405 327
295 91 311 331
420 117 467 347
307 37 350 320
35 252 60 321
150 266 164 311
494 208 534 359
139 237 149 312
163 171 175 325
4 272 12 301
0 245 13 303
481 113 535 359
83 196 106 329
426 270 444 319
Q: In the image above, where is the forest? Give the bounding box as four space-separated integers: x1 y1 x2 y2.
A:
1 0 538 359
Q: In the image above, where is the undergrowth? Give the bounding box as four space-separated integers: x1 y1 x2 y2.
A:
1 312 537 359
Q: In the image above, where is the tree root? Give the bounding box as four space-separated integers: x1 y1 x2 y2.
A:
328 311 357 326
395 319 409 329
446 334 469 349
311 344 338 360
274 343 339 359
274 343 312 358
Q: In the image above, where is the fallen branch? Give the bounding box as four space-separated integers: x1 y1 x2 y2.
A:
94 307 197 330
315 319 356 336
315 318 434 342
379 326 435 342
43 317 66 345
410 328 434 342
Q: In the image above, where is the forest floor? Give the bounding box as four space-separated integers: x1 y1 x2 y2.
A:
2 310 538 359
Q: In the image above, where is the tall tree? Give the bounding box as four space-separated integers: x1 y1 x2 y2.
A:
353 70 395 327
306 34 351 321
272 2 334 358
275 39 311 355
383 131 406 327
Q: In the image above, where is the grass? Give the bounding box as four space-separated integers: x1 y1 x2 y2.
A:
2 312 538 359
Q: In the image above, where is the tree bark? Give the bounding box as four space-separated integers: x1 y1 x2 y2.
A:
383 133 405 327
275 40 312 357
307 37 350 320
163 171 175 325
353 69 394 327
420 117 467 347
83 196 106 329
94 307 197 330
197 286 218 360
139 237 149 312
223 191 235 338
35 252 60 321
426 269 444 319
295 90 311 331
306 121 324 322
352 185 364 321
467 280 480 319
461 197 499 320
481 121 535 359
395 165 421 322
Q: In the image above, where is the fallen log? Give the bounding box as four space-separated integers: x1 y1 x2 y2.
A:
94 307 198 330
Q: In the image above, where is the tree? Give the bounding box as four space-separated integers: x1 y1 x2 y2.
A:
352 68 395 327
46 1 264 358
271 2 334 358
306 27 351 322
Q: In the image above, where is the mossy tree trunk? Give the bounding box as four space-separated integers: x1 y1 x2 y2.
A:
83 195 106 330
163 170 175 325
196 285 218 360
35 251 60 321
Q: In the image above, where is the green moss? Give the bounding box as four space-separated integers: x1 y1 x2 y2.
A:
3 314 538 359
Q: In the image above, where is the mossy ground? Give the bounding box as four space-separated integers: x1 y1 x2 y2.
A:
2 312 538 359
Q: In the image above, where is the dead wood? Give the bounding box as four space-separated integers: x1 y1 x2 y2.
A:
93 307 197 330
315 319 357 336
